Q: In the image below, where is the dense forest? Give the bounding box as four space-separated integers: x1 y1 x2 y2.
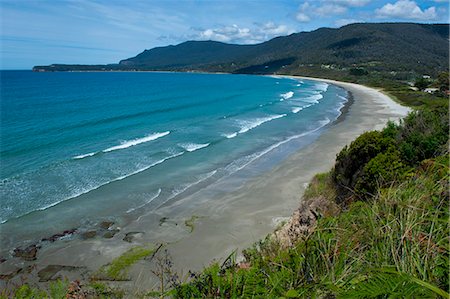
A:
34 23 449 80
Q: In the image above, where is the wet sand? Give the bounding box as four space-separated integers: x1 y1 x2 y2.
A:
0 77 410 293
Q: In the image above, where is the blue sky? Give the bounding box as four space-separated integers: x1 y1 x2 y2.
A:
1 0 448 69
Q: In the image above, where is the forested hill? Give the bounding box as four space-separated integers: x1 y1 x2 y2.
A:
33 23 449 76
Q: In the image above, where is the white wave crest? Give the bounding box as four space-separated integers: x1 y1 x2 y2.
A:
73 152 95 160
304 94 323 103
103 131 170 153
319 118 331 127
46 152 183 211
225 118 331 175
222 132 238 139
338 95 348 102
114 152 184 181
292 107 303 113
171 170 217 197
126 188 162 213
156 170 218 209
238 114 286 134
180 143 210 152
280 91 294 100
315 82 329 92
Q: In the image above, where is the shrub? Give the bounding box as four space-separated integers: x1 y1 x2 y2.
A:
333 131 394 201
397 107 449 165
334 105 448 202
355 148 413 197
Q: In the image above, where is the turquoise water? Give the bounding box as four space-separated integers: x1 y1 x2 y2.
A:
0 71 347 232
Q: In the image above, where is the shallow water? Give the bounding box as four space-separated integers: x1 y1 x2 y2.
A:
0 71 347 251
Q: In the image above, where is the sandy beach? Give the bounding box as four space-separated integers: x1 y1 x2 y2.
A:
0 76 410 292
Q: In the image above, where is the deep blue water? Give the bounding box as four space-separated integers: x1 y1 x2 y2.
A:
0 71 347 225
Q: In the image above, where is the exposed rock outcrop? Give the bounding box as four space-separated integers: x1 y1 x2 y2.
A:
274 196 339 248
13 244 41 261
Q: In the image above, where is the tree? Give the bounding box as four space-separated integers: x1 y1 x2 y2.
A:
414 77 431 91
437 72 449 92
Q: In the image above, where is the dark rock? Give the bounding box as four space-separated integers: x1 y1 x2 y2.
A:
13 244 40 261
81 230 97 239
37 265 81 282
41 228 77 243
0 267 22 280
0 257 6 264
99 221 114 230
24 265 36 274
103 229 119 239
122 231 143 243
159 217 168 226
38 265 64 282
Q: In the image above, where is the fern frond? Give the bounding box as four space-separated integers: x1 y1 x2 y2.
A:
339 268 449 298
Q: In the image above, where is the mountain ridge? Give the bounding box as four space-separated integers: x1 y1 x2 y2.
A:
33 23 449 76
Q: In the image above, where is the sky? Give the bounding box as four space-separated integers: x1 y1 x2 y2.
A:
0 0 448 69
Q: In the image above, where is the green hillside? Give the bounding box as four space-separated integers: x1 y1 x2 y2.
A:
34 23 449 78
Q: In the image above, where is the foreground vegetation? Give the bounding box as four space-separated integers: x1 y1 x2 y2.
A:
171 104 449 298
2 87 448 298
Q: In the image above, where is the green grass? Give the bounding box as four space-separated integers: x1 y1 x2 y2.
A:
174 156 449 298
89 281 125 298
96 245 155 281
1 280 70 299
303 172 337 201
173 103 449 298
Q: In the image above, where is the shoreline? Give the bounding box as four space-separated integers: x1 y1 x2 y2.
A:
0 75 410 292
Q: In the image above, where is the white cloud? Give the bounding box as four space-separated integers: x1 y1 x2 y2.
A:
296 2 311 22
263 22 293 36
334 18 362 27
295 1 349 23
315 4 347 16
296 12 311 22
375 0 438 20
327 0 372 7
193 22 295 44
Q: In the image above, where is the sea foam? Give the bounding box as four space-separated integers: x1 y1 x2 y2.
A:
224 118 332 175
315 82 329 92
280 91 294 100
180 143 210 152
103 131 170 153
238 114 286 134
222 132 238 139
126 188 162 213
305 94 323 103
156 170 218 209
23 152 185 220
73 152 95 160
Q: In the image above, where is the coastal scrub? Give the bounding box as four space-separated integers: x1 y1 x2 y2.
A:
173 103 449 298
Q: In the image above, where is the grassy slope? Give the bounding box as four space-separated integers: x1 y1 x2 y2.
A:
172 102 449 298
173 160 448 298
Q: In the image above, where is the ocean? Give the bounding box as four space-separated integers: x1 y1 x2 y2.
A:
0 71 347 249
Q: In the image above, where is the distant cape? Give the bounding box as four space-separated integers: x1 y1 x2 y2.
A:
33 22 449 76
